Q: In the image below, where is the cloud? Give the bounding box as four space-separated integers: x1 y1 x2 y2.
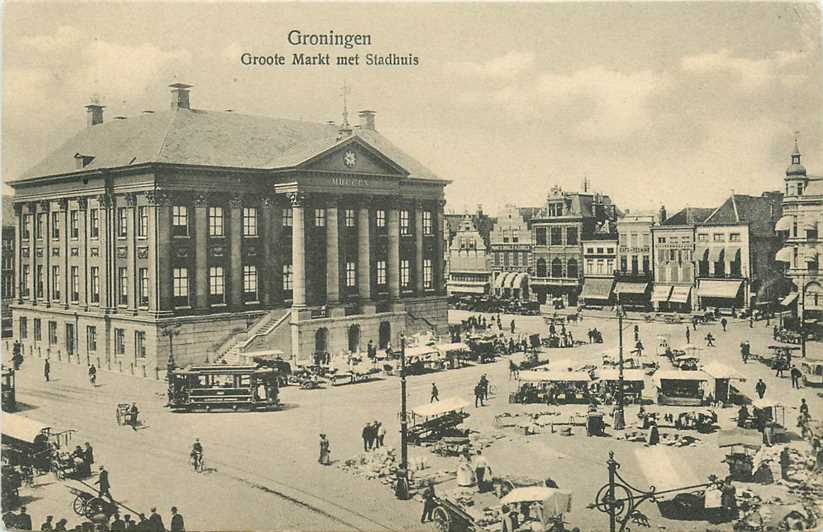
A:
447 51 535 80
680 48 811 91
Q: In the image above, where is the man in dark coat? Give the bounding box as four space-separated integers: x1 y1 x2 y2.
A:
420 482 436 523
95 466 112 501
362 423 371 452
169 507 184 532
791 366 802 389
17 506 33 530
755 379 767 399
44 359 51 382
109 514 125 532
148 508 164 532
83 442 94 469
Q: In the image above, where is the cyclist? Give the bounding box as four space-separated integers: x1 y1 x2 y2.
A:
190 439 204 471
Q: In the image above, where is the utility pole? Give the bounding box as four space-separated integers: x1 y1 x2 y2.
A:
801 273 807 358
614 293 625 431
395 334 410 500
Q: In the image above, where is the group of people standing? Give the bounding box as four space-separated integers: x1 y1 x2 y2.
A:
361 421 387 452
3 506 185 531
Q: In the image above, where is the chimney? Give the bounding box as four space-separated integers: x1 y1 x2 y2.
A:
358 110 376 130
85 103 104 127
169 83 193 110
658 205 667 224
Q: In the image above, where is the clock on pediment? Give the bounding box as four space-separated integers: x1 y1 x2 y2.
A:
343 150 357 168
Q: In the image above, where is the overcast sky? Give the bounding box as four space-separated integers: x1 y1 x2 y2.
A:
4 2 823 216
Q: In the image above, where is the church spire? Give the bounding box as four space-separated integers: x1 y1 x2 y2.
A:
339 81 352 136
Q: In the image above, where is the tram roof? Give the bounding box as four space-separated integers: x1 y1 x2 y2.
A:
174 365 276 375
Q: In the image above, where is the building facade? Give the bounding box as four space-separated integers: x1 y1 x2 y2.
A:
10 84 448 376
446 214 492 296
489 204 533 299
614 212 655 309
775 142 823 320
580 236 617 308
531 187 617 307
2 195 14 337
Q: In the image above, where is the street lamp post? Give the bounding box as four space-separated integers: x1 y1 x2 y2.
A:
614 293 625 431
395 334 411 500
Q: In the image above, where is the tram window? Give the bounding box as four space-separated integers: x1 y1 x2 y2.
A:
213 374 234 388
196 375 210 387
238 375 251 387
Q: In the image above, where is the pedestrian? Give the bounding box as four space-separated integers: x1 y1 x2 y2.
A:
55 519 69 532
148 507 164 532
480 374 489 401
41 515 55 531
377 422 386 448
362 423 371 451
474 451 491 492
791 366 802 389
170 507 184 532
474 384 484 407
749 316 754 328
122 516 134 531
83 442 94 469
128 403 139 431
705 333 715 347
430 383 439 403
17 506 33 530
319 433 331 465
740 341 750 363
633 325 639 343
800 398 810 418
634 340 644 355
510 319 516 334
88 364 97 385
44 359 51 382
109 514 124 532
776 363 786 378
721 318 728 332
371 421 381 448
420 481 436 523
95 466 112 501
587 329 593 343
509 360 519 380
755 379 767 400
692 316 698 331
136 515 149 531
686 327 690 344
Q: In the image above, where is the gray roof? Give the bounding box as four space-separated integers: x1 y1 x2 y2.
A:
2 195 13 229
16 108 439 181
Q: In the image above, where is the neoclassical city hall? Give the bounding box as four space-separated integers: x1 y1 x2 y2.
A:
10 84 448 377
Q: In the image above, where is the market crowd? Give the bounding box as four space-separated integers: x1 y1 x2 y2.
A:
3 506 186 532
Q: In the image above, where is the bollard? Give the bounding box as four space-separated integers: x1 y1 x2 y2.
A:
107 358 111 371
142 365 147 378
154 367 160 380
118 360 122 373
58 350 63 362
96 357 101 368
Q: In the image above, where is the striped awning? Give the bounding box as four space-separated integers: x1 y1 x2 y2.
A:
669 286 692 304
509 272 528 289
697 279 743 299
651 285 673 303
775 247 793 263
708 247 724 262
775 215 793 232
581 278 614 300
726 247 741 261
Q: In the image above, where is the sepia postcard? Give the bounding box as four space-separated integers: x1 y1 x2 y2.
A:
2 2 823 531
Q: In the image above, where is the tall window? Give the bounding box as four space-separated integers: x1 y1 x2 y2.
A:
137 207 148 237
566 227 578 245
345 209 356 227
567 258 578 278
400 259 410 287
282 264 293 291
314 208 326 227
423 211 433 235
117 207 128 237
631 256 639 274
400 209 410 235
423 259 433 289
114 328 125 355
377 260 387 286
138 268 149 307
51 212 60 239
90 267 100 304
208 207 224 237
89 209 99 239
376 209 386 228
173 268 189 307
48 321 57 345
19 317 27 339
33 319 41 341
71 266 79 302
36 213 46 240
551 258 563 278
22 215 31 240
550 227 563 246
118 267 128 305
346 261 356 288
87 326 97 352
642 256 649 274
21 265 30 298
535 228 547 246
172 206 189 237
35 265 44 298
243 265 258 300
208 266 225 303
620 256 628 272
70 211 79 239
282 208 293 227
243 207 258 237
135 331 146 359
52 266 61 300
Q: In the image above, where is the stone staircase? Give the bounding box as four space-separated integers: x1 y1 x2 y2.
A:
212 309 290 364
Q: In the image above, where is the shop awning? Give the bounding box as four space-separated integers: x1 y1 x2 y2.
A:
697 279 743 299
509 272 528 289
653 370 710 384
801 217 818 232
702 362 747 381
775 247 793 263
411 397 469 418
726 247 741 261
781 292 799 307
651 285 673 303
804 249 819 263
775 215 793 232
614 281 649 296
669 286 692 304
581 278 614 300
494 273 508 289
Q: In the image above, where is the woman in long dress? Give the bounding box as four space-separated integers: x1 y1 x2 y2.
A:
457 455 476 487
319 434 331 465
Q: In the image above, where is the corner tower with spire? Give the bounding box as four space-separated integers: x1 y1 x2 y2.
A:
785 135 808 197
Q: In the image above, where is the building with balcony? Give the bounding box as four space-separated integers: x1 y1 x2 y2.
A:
446 213 492 296
531 186 618 307
489 204 536 300
651 207 713 312
10 83 448 376
695 192 784 312
775 141 823 320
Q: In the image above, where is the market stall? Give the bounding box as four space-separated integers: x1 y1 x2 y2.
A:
408 397 471 445
433 342 471 370
404 345 446 374
511 371 593 404
702 362 747 404
653 370 711 406
594 369 646 404
719 427 762 481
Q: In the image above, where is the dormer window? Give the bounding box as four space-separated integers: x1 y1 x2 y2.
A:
74 153 95 169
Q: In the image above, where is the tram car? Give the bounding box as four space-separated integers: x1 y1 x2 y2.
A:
2 367 16 412
167 364 280 412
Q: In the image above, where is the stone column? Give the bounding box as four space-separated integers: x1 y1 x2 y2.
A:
125 194 137 312
148 190 173 314
387 202 401 300
415 200 424 295
268 197 284 304
13 203 22 303
436 199 447 294
326 196 340 305
357 200 372 304
261 198 273 306
40 201 51 307
96 194 112 311
289 192 306 308
62 200 70 309
78 198 88 309
193 194 208 310
29 203 38 305
229 194 243 306
145 193 158 314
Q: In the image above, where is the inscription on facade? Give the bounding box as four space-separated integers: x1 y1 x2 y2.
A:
210 246 225 258
331 177 369 187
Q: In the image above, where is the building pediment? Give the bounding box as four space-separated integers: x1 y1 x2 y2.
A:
299 137 408 177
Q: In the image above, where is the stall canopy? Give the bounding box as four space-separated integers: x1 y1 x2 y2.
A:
597 369 646 382
718 427 763 449
2 414 50 444
495 272 513 289
651 285 673 303
581 278 614 300
775 247 793 263
501 487 573 517
433 342 469 354
669 286 692 304
519 371 591 383
708 247 724 262
775 215 793 232
801 217 818 232
507 272 528 289
702 362 747 381
614 282 648 295
652 370 710 385
781 292 799 307
411 397 469 418
697 280 743 299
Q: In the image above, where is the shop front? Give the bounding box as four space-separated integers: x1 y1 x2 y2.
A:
651 285 673 311
614 281 650 310
697 279 745 312
580 278 614 309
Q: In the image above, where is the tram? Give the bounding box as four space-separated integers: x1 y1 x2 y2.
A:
167 365 280 412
